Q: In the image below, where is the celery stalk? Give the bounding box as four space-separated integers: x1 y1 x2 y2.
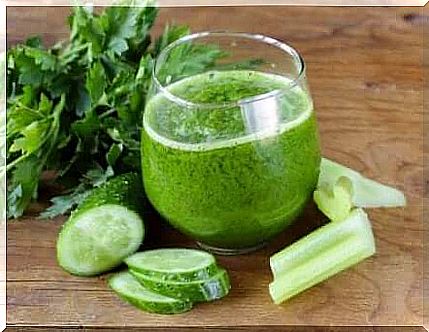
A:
313 176 353 222
269 208 375 304
319 158 406 208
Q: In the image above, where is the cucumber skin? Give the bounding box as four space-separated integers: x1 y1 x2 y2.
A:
109 272 193 315
125 256 219 282
57 173 145 276
130 268 231 303
115 292 192 315
127 264 220 282
71 173 145 219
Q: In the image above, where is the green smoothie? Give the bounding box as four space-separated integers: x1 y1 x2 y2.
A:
142 70 320 249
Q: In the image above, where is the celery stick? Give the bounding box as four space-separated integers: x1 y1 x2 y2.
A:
269 208 375 304
313 176 353 222
319 158 406 208
270 208 373 278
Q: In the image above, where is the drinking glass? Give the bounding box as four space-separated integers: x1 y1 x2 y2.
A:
142 32 321 255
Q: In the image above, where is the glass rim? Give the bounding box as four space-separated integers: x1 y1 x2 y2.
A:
152 31 306 109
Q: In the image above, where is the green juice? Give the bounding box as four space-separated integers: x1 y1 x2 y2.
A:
142 70 321 249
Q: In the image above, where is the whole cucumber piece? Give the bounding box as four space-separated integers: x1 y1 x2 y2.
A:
57 173 145 276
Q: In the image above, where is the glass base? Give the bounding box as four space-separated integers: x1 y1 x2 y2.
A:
196 241 267 256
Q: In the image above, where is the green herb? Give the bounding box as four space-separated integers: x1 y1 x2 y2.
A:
6 3 227 219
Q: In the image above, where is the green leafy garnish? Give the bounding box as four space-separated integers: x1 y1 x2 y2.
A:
6 3 228 219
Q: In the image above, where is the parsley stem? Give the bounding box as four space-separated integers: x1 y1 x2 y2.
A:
7 96 64 172
14 103 45 119
6 153 31 171
99 108 116 119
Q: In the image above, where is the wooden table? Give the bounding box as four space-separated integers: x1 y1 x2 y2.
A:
6 5 426 331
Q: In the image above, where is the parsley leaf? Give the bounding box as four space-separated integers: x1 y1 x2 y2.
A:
154 25 228 84
86 60 107 106
39 164 114 219
9 119 51 154
7 155 41 218
6 3 237 219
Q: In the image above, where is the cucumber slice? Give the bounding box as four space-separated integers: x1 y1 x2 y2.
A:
130 268 230 302
57 173 145 276
269 208 375 304
125 249 218 282
319 158 406 208
109 271 192 314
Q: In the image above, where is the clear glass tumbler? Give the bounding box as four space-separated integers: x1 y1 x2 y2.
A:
141 32 321 255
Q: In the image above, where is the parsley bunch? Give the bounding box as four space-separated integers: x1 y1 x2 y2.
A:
6 3 226 219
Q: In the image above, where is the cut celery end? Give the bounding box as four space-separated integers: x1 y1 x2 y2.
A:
319 158 406 208
269 208 375 304
313 176 353 222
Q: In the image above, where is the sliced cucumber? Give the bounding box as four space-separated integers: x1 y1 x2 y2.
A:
130 268 230 302
57 173 145 276
125 249 218 282
319 158 406 208
109 271 192 314
269 208 375 304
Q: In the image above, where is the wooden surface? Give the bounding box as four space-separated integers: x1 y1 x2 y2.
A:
4 0 428 6
6 5 426 330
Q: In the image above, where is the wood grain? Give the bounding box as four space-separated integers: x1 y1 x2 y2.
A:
6 5 426 329
3 327 429 332
4 0 428 5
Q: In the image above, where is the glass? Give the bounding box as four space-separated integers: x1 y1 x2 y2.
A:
141 32 321 255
